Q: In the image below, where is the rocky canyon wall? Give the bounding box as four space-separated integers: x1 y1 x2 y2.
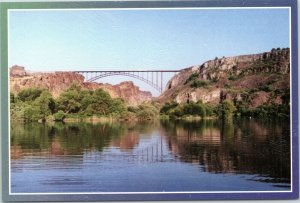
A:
10 66 152 106
159 48 290 108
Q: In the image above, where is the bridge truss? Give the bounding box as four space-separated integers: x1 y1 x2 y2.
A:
74 70 180 93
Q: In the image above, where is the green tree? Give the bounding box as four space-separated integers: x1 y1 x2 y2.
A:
169 105 184 118
53 110 66 121
23 104 41 122
281 91 290 105
217 100 236 118
160 101 178 114
80 90 95 112
17 88 43 102
85 105 95 116
204 104 216 116
57 84 83 113
35 91 54 120
10 93 15 103
128 106 139 113
109 98 127 115
137 103 159 120
92 89 112 115
182 103 198 115
196 103 206 117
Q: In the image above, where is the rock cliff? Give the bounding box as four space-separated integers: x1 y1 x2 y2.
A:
10 65 27 77
10 67 152 106
159 48 290 108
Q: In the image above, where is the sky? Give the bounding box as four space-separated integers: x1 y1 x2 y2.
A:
9 8 290 96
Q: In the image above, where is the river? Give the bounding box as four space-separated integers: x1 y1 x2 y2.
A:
10 118 291 193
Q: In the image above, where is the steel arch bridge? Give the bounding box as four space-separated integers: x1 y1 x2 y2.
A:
73 70 180 93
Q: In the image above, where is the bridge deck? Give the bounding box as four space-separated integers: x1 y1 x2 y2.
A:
73 70 180 72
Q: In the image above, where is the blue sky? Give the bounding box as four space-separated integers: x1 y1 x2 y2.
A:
9 8 290 95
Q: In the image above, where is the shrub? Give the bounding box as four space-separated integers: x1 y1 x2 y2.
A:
160 101 217 118
17 88 43 102
160 101 178 114
128 106 139 113
211 77 219 83
228 75 237 81
136 103 159 120
120 111 137 121
10 93 15 103
190 80 208 88
204 104 216 116
217 100 236 118
109 98 127 115
185 72 199 84
171 106 185 117
23 104 41 122
53 110 66 121
259 85 272 92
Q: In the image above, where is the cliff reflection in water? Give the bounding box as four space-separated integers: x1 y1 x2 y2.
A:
161 118 290 185
11 118 290 186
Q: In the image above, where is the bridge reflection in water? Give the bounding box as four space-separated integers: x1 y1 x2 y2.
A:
74 70 180 93
85 140 167 165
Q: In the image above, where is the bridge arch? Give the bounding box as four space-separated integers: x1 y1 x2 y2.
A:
88 72 162 92
74 70 180 93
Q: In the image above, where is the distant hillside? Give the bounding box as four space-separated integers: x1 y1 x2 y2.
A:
159 48 290 108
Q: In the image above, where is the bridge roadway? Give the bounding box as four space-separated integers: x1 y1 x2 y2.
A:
73 70 180 72
73 70 181 93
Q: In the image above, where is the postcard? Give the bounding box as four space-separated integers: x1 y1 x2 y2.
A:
1 0 299 201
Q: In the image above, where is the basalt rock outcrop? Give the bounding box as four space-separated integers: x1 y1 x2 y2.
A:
10 67 152 106
10 65 27 77
159 48 290 108
84 81 152 106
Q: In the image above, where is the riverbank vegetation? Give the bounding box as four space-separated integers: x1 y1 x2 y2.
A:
11 85 289 123
10 85 159 123
160 100 290 119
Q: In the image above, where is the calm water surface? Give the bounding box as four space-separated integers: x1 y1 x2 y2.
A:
10 118 291 193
